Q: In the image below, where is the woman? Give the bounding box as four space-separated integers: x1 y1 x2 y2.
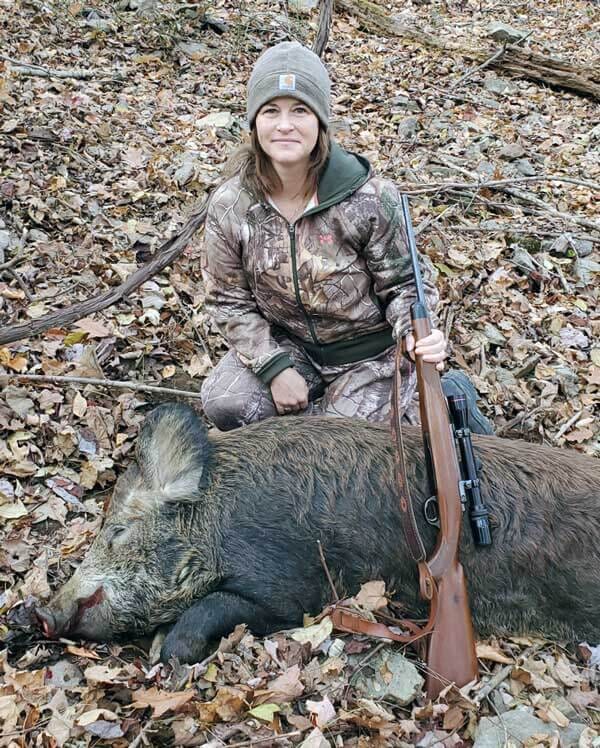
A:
200 41 492 434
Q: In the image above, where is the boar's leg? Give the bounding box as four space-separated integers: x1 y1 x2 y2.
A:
160 591 279 664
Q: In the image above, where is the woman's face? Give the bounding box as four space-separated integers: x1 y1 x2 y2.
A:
255 97 319 171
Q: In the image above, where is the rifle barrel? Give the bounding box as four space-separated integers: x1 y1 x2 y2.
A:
400 195 428 310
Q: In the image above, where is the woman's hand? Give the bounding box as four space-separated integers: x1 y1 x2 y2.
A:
404 328 447 371
270 368 309 415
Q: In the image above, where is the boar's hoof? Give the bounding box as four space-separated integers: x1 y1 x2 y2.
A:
35 607 58 638
160 631 210 665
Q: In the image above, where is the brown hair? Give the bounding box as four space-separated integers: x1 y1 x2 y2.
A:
223 126 331 201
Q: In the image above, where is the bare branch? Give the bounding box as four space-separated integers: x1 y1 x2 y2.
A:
0 202 209 346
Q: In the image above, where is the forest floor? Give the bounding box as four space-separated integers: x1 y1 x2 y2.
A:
0 0 599 745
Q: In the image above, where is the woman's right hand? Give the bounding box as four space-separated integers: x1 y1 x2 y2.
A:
270 368 309 415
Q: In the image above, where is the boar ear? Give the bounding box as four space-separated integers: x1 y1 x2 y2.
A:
136 403 210 501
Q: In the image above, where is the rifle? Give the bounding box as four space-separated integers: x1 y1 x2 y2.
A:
329 196 480 699
397 194 478 697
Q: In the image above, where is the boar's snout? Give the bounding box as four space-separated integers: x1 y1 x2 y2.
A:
35 585 106 640
35 606 59 638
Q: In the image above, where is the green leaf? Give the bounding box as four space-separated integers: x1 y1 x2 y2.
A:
64 330 89 347
434 262 457 277
248 703 280 722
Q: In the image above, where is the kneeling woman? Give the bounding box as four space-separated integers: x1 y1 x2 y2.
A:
200 42 492 434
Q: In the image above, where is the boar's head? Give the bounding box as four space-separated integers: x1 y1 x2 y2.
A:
36 404 216 643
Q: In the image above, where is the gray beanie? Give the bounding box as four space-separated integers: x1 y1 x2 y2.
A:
247 41 331 129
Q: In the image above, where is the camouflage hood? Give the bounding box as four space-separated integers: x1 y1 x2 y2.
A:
201 142 438 383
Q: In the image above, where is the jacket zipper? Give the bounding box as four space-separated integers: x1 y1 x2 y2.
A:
288 222 319 345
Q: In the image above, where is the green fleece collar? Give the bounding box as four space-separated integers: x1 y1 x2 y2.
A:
316 141 371 208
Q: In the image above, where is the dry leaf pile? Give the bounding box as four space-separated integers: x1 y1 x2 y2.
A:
1 0 599 744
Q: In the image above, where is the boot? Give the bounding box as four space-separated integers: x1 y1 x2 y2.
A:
441 370 494 435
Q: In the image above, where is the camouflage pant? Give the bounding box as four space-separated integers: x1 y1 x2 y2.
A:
201 334 420 431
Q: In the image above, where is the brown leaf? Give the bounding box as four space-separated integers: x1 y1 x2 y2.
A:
131 687 194 718
253 664 304 705
354 580 388 612
476 643 513 664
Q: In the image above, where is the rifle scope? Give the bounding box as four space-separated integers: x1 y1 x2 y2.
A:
447 394 493 547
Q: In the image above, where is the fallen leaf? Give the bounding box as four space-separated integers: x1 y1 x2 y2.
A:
355 580 388 611
77 708 120 725
131 687 194 718
476 643 513 664
253 664 304 705
0 499 28 520
290 616 333 649
72 391 87 418
248 703 280 722
306 695 336 728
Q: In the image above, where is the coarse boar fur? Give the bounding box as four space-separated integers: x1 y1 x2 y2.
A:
36 403 600 664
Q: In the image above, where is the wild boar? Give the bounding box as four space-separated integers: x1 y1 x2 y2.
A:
36 403 600 664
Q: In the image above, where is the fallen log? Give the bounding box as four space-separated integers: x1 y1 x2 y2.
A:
335 0 600 99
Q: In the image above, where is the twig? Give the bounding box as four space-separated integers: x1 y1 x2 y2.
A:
6 268 33 302
430 155 600 234
0 201 209 345
439 227 600 244
449 31 534 91
171 288 215 366
225 730 304 748
474 642 543 704
0 53 120 80
553 408 585 442
495 405 544 436
403 175 600 194
2 373 202 399
0 230 33 301
317 540 340 601
313 0 334 57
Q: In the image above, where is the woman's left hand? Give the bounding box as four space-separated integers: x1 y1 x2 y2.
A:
403 328 447 371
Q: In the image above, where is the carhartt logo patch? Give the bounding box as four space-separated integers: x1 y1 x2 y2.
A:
279 73 296 91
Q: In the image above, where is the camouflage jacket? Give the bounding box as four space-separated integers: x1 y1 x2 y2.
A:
201 143 439 383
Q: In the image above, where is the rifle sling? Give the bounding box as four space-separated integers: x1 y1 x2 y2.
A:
392 343 428 564
329 604 434 644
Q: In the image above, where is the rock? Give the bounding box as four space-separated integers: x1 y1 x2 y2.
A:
44 659 84 689
351 648 423 705
129 0 158 12
298 728 330 748
84 14 114 32
514 158 536 176
474 706 587 748
487 22 530 45
288 0 318 11
476 161 496 177
573 239 594 258
484 77 514 95
176 41 210 58
173 158 197 187
499 142 526 160
0 229 10 255
559 327 589 350
544 233 593 258
390 95 421 113
481 97 501 110
397 116 419 139
196 111 234 129
28 229 49 242
552 364 580 399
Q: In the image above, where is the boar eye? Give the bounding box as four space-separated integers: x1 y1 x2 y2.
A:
107 525 128 547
